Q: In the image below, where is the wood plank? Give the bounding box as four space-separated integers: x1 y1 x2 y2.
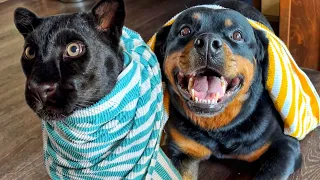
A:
279 0 291 47
280 0 320 70
288 0 320 70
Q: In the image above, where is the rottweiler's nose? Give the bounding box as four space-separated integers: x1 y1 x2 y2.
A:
194 34 223 55
28 81 58 102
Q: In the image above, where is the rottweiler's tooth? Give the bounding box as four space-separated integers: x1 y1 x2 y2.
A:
203 100 207 103
212 93 218 103
191 89 195 100
188 77 194 92
221 77 227 89
216 92 220 99
211 98 216 104
214 98 218 103
207 100 211 104
195 97 198 102
221 79 226 87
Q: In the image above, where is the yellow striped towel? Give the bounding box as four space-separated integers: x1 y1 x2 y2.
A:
148 4 320 140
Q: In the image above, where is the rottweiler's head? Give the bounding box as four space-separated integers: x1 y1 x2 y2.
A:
154 7 269 129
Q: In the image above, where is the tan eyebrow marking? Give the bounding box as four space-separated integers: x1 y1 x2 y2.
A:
192 13 201 20
225 18 233 27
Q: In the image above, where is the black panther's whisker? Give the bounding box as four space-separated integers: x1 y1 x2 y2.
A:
74 104 99 113
76 96 102 102
31 102 37 110
31 93 42 104
30 23 35 31
77 98 118 106
75 101 94 107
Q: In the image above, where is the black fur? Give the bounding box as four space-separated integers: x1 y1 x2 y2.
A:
154 1 301 179
14 0 125 121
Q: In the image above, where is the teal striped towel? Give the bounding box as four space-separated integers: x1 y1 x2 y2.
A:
42 27 181 180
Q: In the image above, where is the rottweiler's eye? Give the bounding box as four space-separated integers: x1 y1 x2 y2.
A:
232 31 243 41
180 26 192 36
24 46 36 60
65 41 85 58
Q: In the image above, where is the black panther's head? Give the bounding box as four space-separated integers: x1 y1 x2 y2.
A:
14 0 125 121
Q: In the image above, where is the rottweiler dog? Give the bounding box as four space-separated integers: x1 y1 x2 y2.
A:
153 0 301 179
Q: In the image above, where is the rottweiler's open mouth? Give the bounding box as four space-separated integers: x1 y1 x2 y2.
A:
175 68 242 107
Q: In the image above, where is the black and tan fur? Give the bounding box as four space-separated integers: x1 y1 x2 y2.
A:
154 1 301 179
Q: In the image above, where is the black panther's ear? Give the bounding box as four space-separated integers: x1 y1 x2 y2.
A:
254 29 269 63
14 8 40 38
92 0 125 39
153 25 172 64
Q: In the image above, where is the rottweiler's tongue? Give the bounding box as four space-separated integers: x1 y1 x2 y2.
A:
192 76 226 100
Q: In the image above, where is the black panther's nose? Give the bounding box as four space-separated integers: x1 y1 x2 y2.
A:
28 81 58 102
194 34 223 56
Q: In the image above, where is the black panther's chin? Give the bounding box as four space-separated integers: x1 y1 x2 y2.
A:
26 96 76 121
35 106 74 121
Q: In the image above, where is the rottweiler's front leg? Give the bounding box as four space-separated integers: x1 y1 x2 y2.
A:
170 152 201 180
167 126 212 180
255 136 301 180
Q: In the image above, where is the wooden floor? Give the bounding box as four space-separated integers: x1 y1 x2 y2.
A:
0 0 319 179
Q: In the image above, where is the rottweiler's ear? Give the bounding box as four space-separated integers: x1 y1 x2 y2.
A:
92 0 125 43
14 8 40 38
254 29 269 63
154 25 172 64
254 29 269 84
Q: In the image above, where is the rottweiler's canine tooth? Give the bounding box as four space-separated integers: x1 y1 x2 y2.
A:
191 89 195 100
188 77 194 92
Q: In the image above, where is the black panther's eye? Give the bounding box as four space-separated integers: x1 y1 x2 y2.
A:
232 31 243 41
65 42 85 58
24 46 36 60
180 26 192 36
